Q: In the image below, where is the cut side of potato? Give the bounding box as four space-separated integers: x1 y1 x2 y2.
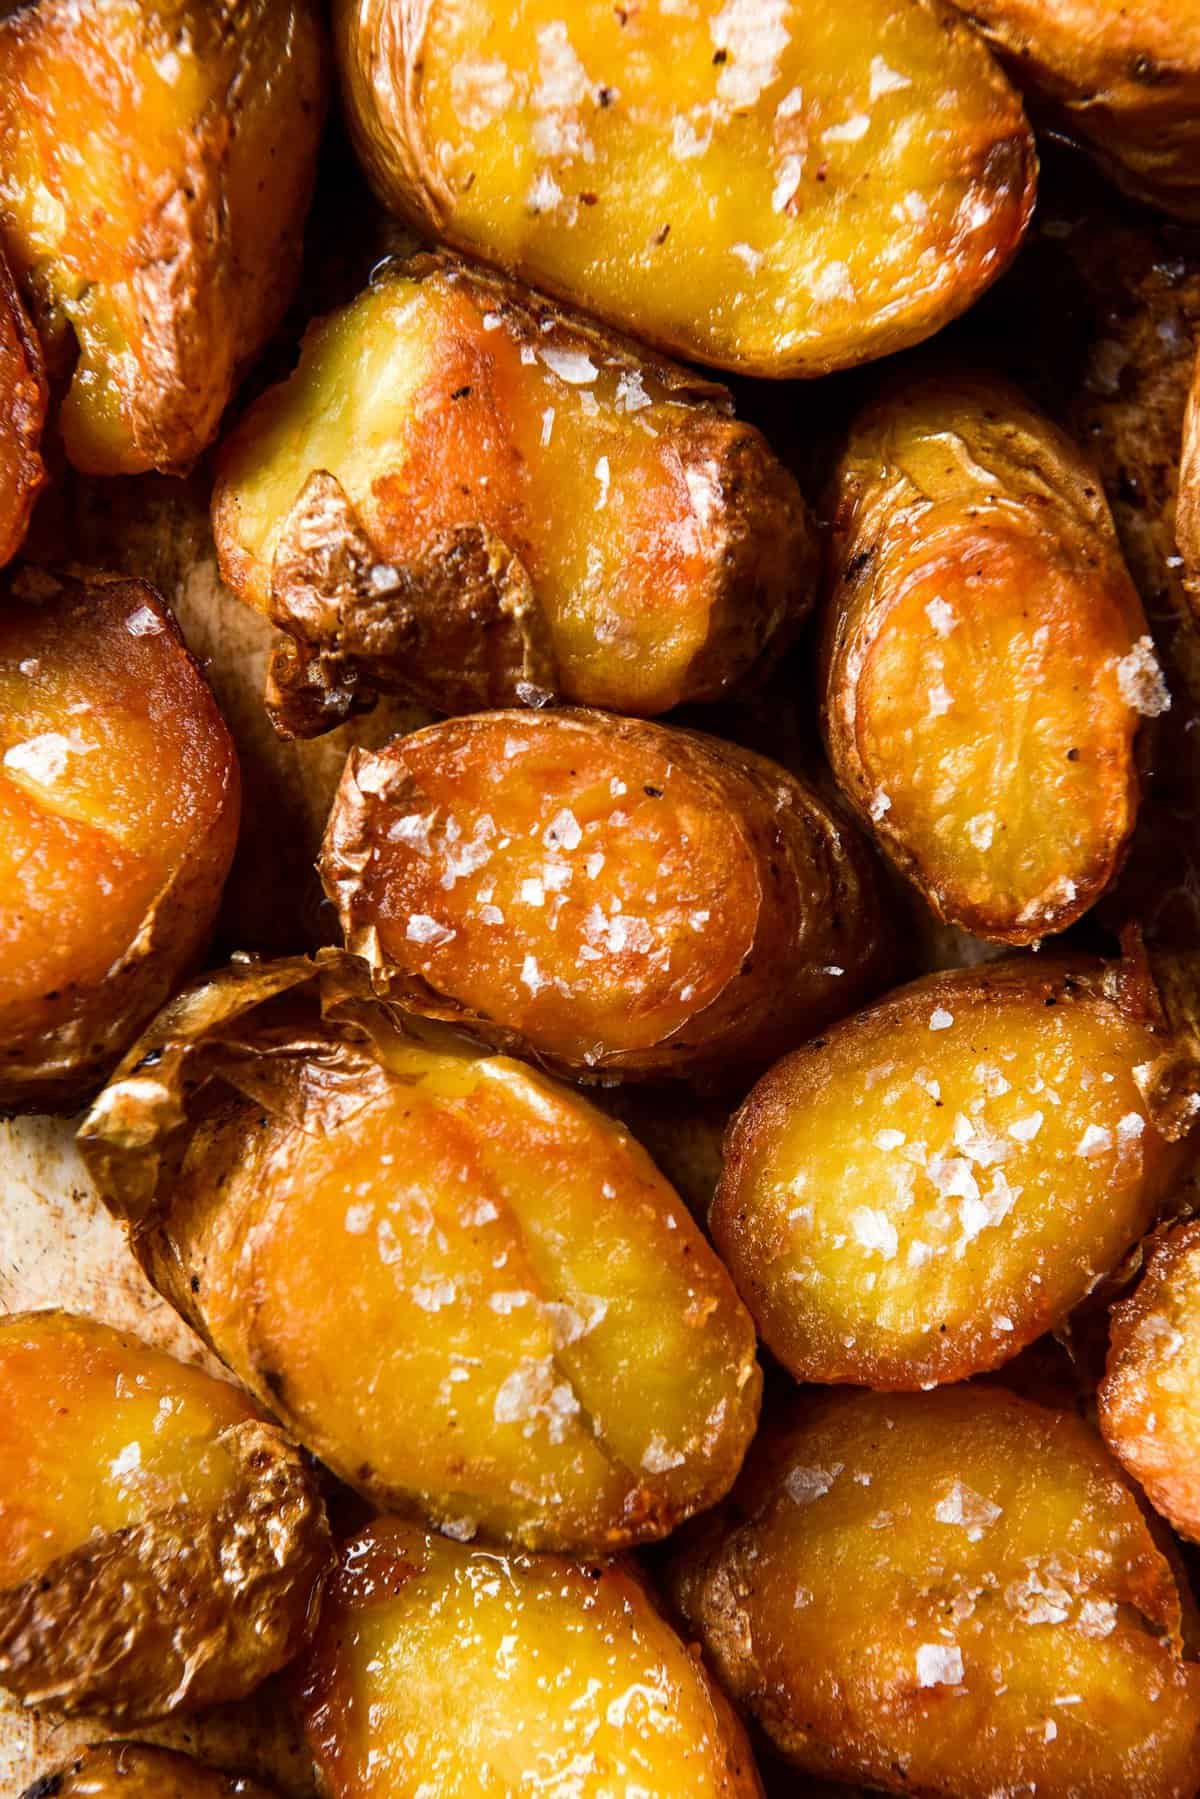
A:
0 251 44 568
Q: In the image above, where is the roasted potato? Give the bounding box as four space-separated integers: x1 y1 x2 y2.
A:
297 1517 764 1797
212 255 816 732
0 251 45 568
669 1385 1200 1798
79 953 762 1554
953 1 1200 222
712 955 1198 1390
1100 1217 1200 1544
0 0 326 475
0 1311 330 1726
823 370 1156 944
319 709 893 1083
20 1742 277 1799
0 568 240 1112
333 0 1036 378
1177 348 1200 624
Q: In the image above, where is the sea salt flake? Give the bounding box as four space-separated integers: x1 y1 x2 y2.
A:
642 1434 686 1473
929 1008 954 1031
545 807 583 849
406 913 455 947
875 1129 906 1151
935 1481 1002 1541
520 954 546 994
823 114 870 144
1115 636 1171 717
540 346 598 384
916 1644 964 1687
851 1207 898 1260
925 596 956 636
1075 1124 1112 1159
772 153 804 212
785 1462 842 1505
1009 1112 1043 1143
869 55 912 99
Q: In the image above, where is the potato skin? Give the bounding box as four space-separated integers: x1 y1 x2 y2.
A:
0 252 45 568
0 0 326 475
212 255 817 733
1177 349 1200 625
0 1312 330 1728
0 568 240 1112
955 1 1200 222
19 1743 277 1798
320 709 893 1083
668 1386 1200 1798
823 370 1153 944
297 1518 764 1798
1100 1218 1200 1544
79 953 762 1554
333 0 1035 378
712 955 1198 1390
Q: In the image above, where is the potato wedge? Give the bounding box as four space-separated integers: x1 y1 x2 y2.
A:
669 1385 1200 1798
79 953 761 1554
0 569 240 1112
20 1742 277 1798
0 1311 330 1727
0 252 45 569
333 0 1035 378
1100 1218 1200 1544
319 709 893 1083
213 255 816 732
0 0 325 475
823 370 1155 944
712 955 1198 1389
954 1 1200 222
297 1518 763 1797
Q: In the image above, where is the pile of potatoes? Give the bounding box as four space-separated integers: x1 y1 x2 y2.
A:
3 1 1200 1795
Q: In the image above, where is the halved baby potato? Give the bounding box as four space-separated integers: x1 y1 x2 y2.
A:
20 1743 278 1798
0 252 45 568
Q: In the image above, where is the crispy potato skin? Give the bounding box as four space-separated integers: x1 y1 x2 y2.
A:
333 0 1035 378
668 1386 1200 1799
20 1742 277 1798
0 253 45 568
1100 1219 1200 1544
79 955 762 1554
956 1 1200 221
0 0 326 475
712 957 1197 1390
297 1519 764 1798
319 709 893 1083
0 1312 330 1727
0 569 240 1112
1178 350 1200 626
213 256 817 731
823 371 1152 944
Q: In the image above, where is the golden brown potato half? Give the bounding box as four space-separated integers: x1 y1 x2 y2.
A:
20 1742 277 1799
0 0 326 475
1177 349 1200 622
319 709 893 1083
0 252 45 568
668 1386 1200 1798
0 568 240 1112
955 1 1200 222
212 255 817 733
1100 1218 1200 1544
0 1311 330 1727
297 1517 764 1798
79 953 762 1554
333 0 1035 378
823 370 1156 944
712 955 1199 1390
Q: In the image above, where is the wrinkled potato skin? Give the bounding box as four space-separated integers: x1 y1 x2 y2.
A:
0 569 240 1113
669 1387 1200 1799
0 1313 330 1727
0 0 326 475
320 709 893 1083
21 1742 277 1798
334 0 1035 378
823 371 1151 944
1100 1218 1200 1544
957 1 1200 221
712 957 1197 1390
79 955 762 1554
298 1519 764 1798
0 253 45 568
213 256 816 732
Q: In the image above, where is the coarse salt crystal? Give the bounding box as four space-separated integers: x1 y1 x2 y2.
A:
916 1644 963 1687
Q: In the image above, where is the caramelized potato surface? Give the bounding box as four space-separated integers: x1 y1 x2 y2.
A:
713 957 1195 1389
0 569 240 1111
213 257 816 732
1178 348 1200 621
320 710 892 1082
21 1743 277 1798
80 955 761 1553
1100 1218 1200 1543
0 253 44 568
955 1 1200 221
334 0 1035 378
298 1518 763 1798
0 0 325 474
0 1311 330 1725
669 1386 1200 1798
823 371 1154 944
